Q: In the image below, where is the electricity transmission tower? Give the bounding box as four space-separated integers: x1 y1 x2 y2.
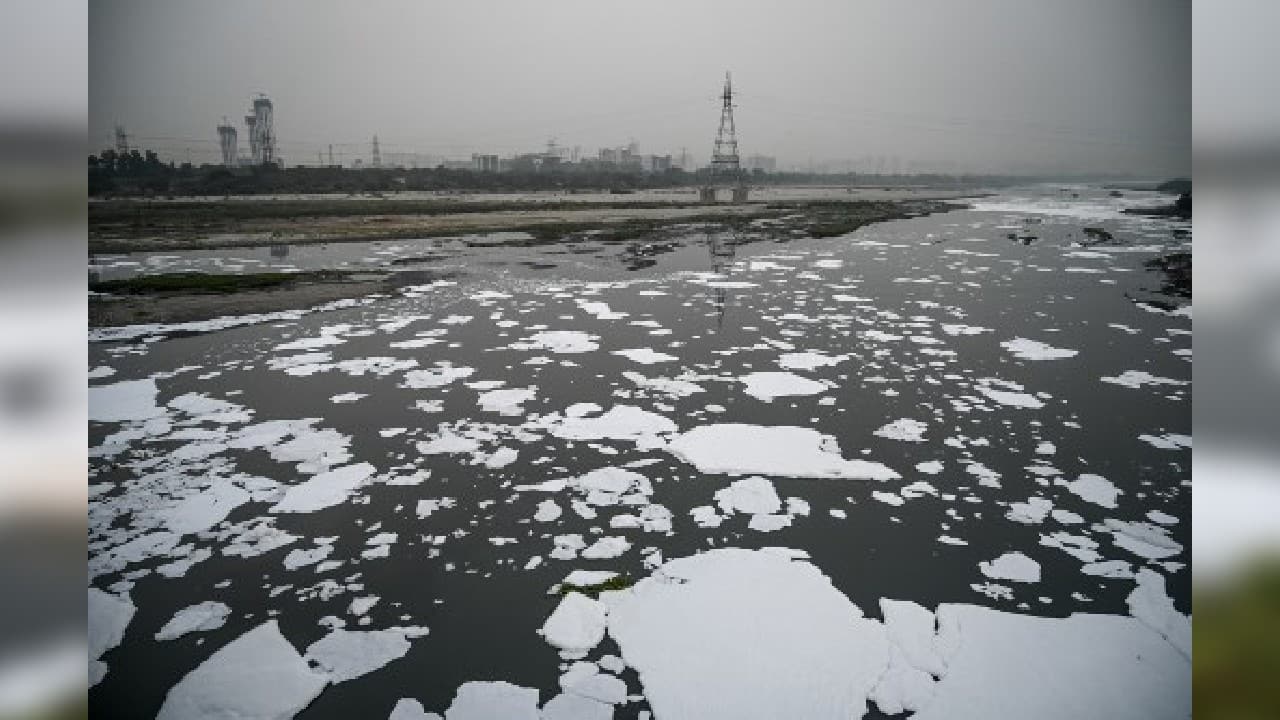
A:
701 72 748 202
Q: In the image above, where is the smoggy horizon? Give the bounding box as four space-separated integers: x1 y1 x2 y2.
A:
89 0 1190 177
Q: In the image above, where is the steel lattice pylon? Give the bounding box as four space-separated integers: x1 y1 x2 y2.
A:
703 72 748 202
711 72 740 177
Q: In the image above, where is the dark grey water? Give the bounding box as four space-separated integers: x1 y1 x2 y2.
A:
88 186 1191 719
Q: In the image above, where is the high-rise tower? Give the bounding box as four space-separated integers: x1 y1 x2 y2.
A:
372 135 382 168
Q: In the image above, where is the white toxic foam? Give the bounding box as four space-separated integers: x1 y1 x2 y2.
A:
541 592 608 653
156 620 329 720
155 601 231 641
605 548 890 720
611 348 678 364
667 424 899 480
874 418 928 443
1060 473 1122 509
739 372 828 402
89 588 136 686
443 681 540 720
89 379 164 423
271 462 376 514
304 628 414 683
979 551 1041 583
1001 338 1079 361
510 331 600 354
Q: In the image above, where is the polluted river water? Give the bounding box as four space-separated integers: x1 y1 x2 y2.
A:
88 185 1191 719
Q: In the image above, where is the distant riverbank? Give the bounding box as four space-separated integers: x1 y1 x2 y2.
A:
89 192 968 327
88 185 981 253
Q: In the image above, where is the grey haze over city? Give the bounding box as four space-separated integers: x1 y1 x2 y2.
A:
89 0 1189 176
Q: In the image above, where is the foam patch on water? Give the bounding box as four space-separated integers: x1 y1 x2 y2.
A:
156 620 328 720
89 589 135 686
540 592 608 653
623 371 705 398
270 462 375 514
739 372 828 402
155 601 231 641
874 418 928 442
443 681 539 720
509 330 600 354
536 405 677 443
777 351 846 371
1101 371 1188 390
979 552 1041 583
605 548 889 719
602 548 1190 719
89 379 164 423
974 379 1045 409
403 364 475 389
667 424 899 480
1059 474 1122 509
477 386 536 416
611 348 677 364
1001 338 1079 361
303 628 416 682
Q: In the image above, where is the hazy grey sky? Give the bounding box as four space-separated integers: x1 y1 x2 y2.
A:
90 0 1189 175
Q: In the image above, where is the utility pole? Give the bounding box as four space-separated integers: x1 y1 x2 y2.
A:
328 144 334 167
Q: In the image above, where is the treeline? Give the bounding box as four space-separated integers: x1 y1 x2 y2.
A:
88 149 1120 197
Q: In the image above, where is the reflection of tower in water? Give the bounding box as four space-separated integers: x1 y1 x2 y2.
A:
708 229 738 328
269 244 290 259
621 240 656 271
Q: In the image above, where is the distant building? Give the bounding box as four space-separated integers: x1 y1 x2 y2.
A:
507 153 542 172
618 145 642 171
743 154 776 173
216 119 238 167
439 159 473 170
472 154 500 172
245 95 276 166
644 154 672 173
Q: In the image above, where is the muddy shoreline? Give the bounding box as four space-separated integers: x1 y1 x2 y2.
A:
89 274 394 328
88 187 982 253
89 197 967 327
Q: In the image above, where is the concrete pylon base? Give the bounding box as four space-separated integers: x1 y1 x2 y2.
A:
699 186 750 203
